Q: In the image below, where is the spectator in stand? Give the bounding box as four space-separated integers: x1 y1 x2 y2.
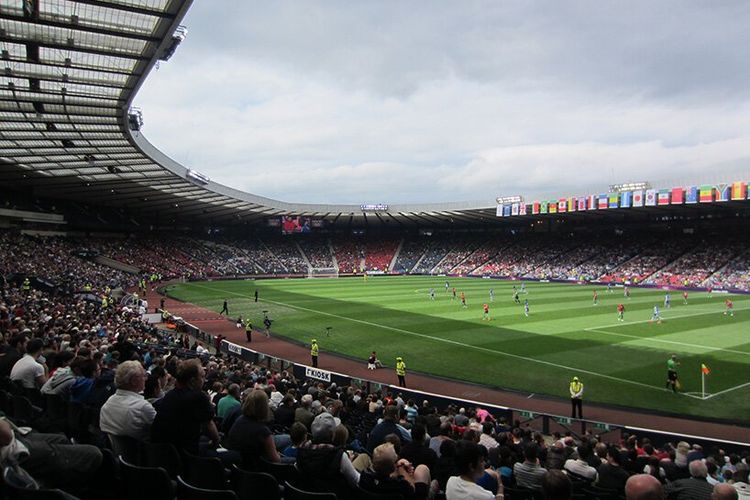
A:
626 474 664 500
295 394 315 431
41 350 76 398
217 383 241 419
564 440 598 482
10 337 47 389
224 389 280 469
713 483 739 500
99 360 155 441
359 442 432 500
446 440 503 500
150 359 219 455
542 470 572 500
665 460 714 500
597 445 630 491
400 424 438 473
514 443 548 491
0 333 27 377
368 404 406 453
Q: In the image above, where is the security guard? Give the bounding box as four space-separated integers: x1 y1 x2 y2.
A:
396 357 407 387
101 295 109 309
570 376 584 419
244 320 253 343
21 277 31 293
311 339 319 368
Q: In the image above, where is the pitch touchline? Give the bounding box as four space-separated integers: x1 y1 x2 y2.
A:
190 283 679 396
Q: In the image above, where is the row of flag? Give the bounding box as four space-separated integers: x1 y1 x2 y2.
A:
497 182 749 217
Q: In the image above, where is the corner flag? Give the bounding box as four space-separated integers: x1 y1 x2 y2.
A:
701 364 710 375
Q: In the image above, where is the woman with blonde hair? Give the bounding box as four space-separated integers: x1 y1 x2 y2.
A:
225 389 280 468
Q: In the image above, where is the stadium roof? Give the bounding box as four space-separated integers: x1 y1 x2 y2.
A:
0 0 504 227
1 2 745 229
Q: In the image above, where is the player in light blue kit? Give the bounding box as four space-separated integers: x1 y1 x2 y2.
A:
664 292 671 309
429 288 435 301
489 288 494 302
651 304 662 323
524 299 530 317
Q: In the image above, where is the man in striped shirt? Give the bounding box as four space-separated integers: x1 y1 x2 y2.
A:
513 444 548 491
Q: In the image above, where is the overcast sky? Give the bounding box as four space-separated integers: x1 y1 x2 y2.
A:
133 1 750 204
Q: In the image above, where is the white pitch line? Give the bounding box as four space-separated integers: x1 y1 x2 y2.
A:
585 328 750 356
585 305 750 331
188 283 681 396
702 381 750 400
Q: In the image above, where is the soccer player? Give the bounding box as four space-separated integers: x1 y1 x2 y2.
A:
489 288 494 302
664 292 671 309
524 299 530 317
724 298 734 317
482 303 489 321
624 286 630 299
452 287 457 301
651 304 662 323
682 291 688 304
429 288 435 301
592 290 598 306
707 287 712 298
445 281 450 292
666 354 680 393
460 291 467 308
513 289 520 304
520 282 526 294
607 282 613 294
617 303 625 322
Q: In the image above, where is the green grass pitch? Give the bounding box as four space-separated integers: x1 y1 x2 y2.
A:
166 276 750 422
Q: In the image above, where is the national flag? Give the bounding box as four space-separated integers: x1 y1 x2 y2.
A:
632 190 644 207
671 187 684 204
716 184 730 202
608 193 619 209
587 195 597 210
540 201 548 214
598 194 608 209
558 198 567 213
645 189 657 206
577 198 587 211
699 185 713 203
548 201 558 214
657 189 670 206
532 202 540 215
685 186 698 204
519 203 527 215
731 181 746 200
620 191 632 208
511 203 519 216
568 197 577 212
503 205 512 217
496 205 503 217
701 364 710 375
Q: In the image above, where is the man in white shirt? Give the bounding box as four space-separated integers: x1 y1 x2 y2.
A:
100 360 156 441
10 338 47 389
564 441 598 482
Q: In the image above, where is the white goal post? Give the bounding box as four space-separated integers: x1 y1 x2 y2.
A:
308 267 339 278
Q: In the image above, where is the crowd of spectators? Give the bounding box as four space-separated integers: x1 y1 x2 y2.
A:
708 251 750 292
1 227 750 499
646 244 740 288
364 239 400 272
432 239 480 275
413 240 455 274
451 241 502 275
261 239 308 274
298 238 335 269
394 238 430 273
333 240 364 273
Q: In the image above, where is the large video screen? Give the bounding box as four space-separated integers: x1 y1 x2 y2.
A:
281 216 312 234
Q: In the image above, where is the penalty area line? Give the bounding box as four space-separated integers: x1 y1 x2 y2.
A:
189 282 683 397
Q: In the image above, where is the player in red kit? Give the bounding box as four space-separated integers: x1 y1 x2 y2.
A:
482 303 490 321
592 291 598 306
682 291 688 304
724 298 734 317
617 303 625 322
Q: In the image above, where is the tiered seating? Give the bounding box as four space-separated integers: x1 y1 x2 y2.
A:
646 244 740 287
432 238 480 274
451 240 502 275
261 239 308 274
297 238 334 269
332 239 363 273
704 250 750 291
601 240 687 283
392 238 427 273
412 240 453 274
363 239 399 272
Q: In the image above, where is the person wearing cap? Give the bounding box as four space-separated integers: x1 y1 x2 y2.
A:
311 339 319 368
570 376 583 419
296 411 362 497
396 356 407 387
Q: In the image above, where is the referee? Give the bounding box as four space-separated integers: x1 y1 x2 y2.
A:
666 354 680 392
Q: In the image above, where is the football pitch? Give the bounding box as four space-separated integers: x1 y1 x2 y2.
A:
166 276 750 423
